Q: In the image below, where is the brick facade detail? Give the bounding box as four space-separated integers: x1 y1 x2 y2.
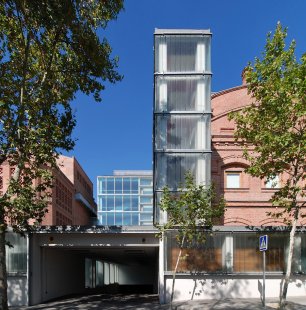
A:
0 155 96 226
211 83 305 226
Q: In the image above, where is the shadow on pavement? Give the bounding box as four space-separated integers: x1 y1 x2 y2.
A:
10 295 306 310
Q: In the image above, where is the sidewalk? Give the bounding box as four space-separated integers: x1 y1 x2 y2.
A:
168 297 306 310
10 294 306 310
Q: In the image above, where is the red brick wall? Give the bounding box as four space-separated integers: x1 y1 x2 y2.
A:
211 84 306 227
0 155 96 226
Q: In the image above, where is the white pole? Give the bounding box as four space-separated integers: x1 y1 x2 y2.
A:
263 250 266 308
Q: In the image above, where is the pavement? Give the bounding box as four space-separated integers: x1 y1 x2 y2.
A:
9 294 306 310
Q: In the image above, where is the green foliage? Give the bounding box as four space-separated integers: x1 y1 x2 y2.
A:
229 22 306 220
157 172 226 247
0 0 123 232
228 23 305 307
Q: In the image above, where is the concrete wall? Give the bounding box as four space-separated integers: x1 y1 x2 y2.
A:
7 276 28 307
164 275 306 302
40 248 84 302
119 264 155 285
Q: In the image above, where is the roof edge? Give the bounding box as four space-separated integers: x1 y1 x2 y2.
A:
212 84 248 99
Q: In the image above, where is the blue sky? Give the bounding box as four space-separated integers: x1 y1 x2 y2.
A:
67 0 306 196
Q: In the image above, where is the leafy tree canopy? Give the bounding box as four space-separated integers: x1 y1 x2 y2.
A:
0 0 123 231
229 22 305 308
158 172 226 245
229 22 306 216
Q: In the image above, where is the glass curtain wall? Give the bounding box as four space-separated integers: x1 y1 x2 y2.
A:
97 175 153 226
153 29 212 223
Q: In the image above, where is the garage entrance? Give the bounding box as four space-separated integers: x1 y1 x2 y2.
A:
29 226 159 305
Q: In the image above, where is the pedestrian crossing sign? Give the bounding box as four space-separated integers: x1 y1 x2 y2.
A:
259 235 268 251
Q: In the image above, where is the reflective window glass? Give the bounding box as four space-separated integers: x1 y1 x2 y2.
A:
140 213 152 221
100 213 106 225
140 178 152 186
106 196 114 211
131 213 139 225
131 178 139 193
107 178 114 193
131 196 138 211
107 212 114 225
123 212 131 225
115 196 122 211
115 178 122 193
143 188 153 195
123 196 131 211
142 205 153 212
98 177 107 194
123 178 131 193
140 196 152 204
115 213 123 226
98 196 106 211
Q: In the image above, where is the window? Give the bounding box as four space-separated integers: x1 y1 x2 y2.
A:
115 178 122 193
140 178 152 186
226 172 240 188
106 178 114 193
265 175 280 188
123 178 131 193
6 233 27 274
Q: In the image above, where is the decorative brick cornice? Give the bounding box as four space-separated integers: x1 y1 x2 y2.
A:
212 84 248 99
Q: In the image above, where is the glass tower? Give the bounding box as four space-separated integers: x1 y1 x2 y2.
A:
153 29 212 223
97 170 153 226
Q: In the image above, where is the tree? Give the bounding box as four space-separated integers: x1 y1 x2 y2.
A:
0 1 123 309
229 23 306 309
157 173 226 307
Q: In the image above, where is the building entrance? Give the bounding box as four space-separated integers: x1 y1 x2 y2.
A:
29 227 159 306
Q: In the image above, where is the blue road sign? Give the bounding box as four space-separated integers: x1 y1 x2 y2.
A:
259 235 268 251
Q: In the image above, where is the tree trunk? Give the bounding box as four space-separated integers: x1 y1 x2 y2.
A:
279 213 298 309
0 224 8 310
170 234 186 309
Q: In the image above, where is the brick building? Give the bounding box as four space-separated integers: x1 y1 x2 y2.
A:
211 76 306 227
0 155 96 226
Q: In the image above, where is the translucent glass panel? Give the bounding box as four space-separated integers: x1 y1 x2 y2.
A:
165 231 224 272
85 258 94 288
155 35 211 73
155 76 211 112
6 233 27 274
155 153 211 190
233 233 287 272
155 114 210 150
164 232 306 273
85 259 119 288
96 260 104 286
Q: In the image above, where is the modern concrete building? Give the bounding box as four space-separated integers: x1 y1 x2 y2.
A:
97 170 153 226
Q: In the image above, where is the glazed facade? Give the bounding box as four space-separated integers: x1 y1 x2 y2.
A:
153 29 212 224
97 170 153 226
